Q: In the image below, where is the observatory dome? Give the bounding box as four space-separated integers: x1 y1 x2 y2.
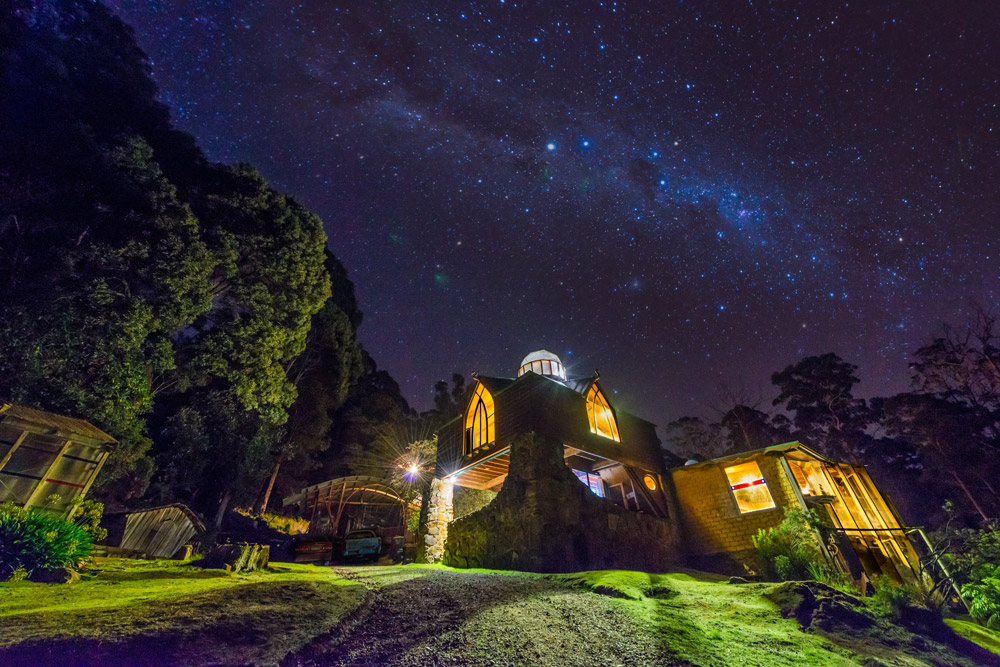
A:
517 350 567 380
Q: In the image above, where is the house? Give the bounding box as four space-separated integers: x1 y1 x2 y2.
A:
424 350 681 571
672 442 922 586
422 350 922 586
0 401 115 518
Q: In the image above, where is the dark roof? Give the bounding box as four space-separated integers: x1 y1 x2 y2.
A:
474 375 516 396
0 402 116 445
563 375 599 395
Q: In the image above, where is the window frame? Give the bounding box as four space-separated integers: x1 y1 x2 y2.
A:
463 382 496 456
723 460 777 514
585 383 621 442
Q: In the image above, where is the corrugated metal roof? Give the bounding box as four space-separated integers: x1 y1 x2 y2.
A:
0 402 116 445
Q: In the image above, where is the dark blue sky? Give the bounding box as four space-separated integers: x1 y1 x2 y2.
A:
108 1 999 427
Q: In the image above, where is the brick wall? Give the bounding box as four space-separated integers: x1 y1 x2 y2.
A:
670 454 799 572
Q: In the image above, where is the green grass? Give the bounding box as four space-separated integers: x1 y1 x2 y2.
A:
548 569 678 600
0 558 364 665
538 568 984 666
946 618 1000 656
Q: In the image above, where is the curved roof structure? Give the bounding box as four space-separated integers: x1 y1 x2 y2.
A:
282 475 420 513
517 350 567 380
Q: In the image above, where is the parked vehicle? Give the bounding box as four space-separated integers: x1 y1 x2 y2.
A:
292 539 333 563
342 529 381 562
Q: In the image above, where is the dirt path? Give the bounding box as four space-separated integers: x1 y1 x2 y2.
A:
283 566 682 667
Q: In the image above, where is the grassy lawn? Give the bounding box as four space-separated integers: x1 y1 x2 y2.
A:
0 558 364 666
946 618 1000 656
547 569 998 666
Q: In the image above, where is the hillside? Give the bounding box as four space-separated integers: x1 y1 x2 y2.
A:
3 561 998 666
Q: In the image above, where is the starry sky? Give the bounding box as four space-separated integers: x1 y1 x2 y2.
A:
108 1 999 428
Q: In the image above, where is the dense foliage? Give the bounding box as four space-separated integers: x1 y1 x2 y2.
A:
0 1 381 520
964 566 1000 630
751 507 825 581
0 502 92 579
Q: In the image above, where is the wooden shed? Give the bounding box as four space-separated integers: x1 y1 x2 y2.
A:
113 504 206 558
0 401 116 518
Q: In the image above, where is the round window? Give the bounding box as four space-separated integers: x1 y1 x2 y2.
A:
643 474 657 491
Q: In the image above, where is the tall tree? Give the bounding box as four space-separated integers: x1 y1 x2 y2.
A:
771 353 872 460
875 392 999 522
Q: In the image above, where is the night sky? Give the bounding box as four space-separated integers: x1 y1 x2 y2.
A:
107 1 999 428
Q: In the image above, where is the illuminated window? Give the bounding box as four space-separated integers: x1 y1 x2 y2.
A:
572 469 605 497
586 384 621 441
464 383 495 455
724 461 776 513
643 474 658 491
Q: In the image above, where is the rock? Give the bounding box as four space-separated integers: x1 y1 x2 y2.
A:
29 567 79 584
765 581 870 632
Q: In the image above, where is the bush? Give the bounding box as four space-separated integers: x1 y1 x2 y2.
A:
63 496 108 543
943 526 1000 586
0 502 92 579
867 575 920 620
963 565 1000 630
752 507 825 581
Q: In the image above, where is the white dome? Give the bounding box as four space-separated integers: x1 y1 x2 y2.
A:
518 350 566 380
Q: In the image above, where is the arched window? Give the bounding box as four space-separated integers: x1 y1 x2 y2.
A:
464 382 495 455
586 383 621 442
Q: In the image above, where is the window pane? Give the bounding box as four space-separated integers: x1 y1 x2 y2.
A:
724 461 776 513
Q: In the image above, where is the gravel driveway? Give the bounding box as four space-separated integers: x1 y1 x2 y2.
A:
284 565 684 667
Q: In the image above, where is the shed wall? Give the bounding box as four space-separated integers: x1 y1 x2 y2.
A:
671 454 800 571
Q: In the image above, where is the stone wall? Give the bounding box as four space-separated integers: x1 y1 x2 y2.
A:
418 478 453 563
670 454 800 573
443 432 681 572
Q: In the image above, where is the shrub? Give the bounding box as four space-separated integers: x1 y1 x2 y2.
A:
0 502 92 579
943 526 1000 586
67 497 108 543
963 565 1000 630
867 575 919 620
752 507 824 581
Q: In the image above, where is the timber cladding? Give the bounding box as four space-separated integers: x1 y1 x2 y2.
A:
670 454 799 565
117 504 206 559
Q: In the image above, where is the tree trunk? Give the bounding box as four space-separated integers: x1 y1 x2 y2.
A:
949 469 989 523
257 452 284 514
214 488 232 530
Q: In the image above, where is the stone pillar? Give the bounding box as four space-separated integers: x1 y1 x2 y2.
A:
420 477 453 563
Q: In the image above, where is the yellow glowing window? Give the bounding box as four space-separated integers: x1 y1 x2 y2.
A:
464 383 495 455
724 461 776 513
586 384 621 442
643 474 658 491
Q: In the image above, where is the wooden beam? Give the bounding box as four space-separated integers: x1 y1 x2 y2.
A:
23 439 72 509
0 429 29 474
482 473 507 489
76 450 110 516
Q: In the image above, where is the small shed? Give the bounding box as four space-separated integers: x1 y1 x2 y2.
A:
112 504 206 558
0 401 116 518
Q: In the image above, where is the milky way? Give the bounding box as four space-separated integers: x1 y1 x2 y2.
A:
108 1 999 428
